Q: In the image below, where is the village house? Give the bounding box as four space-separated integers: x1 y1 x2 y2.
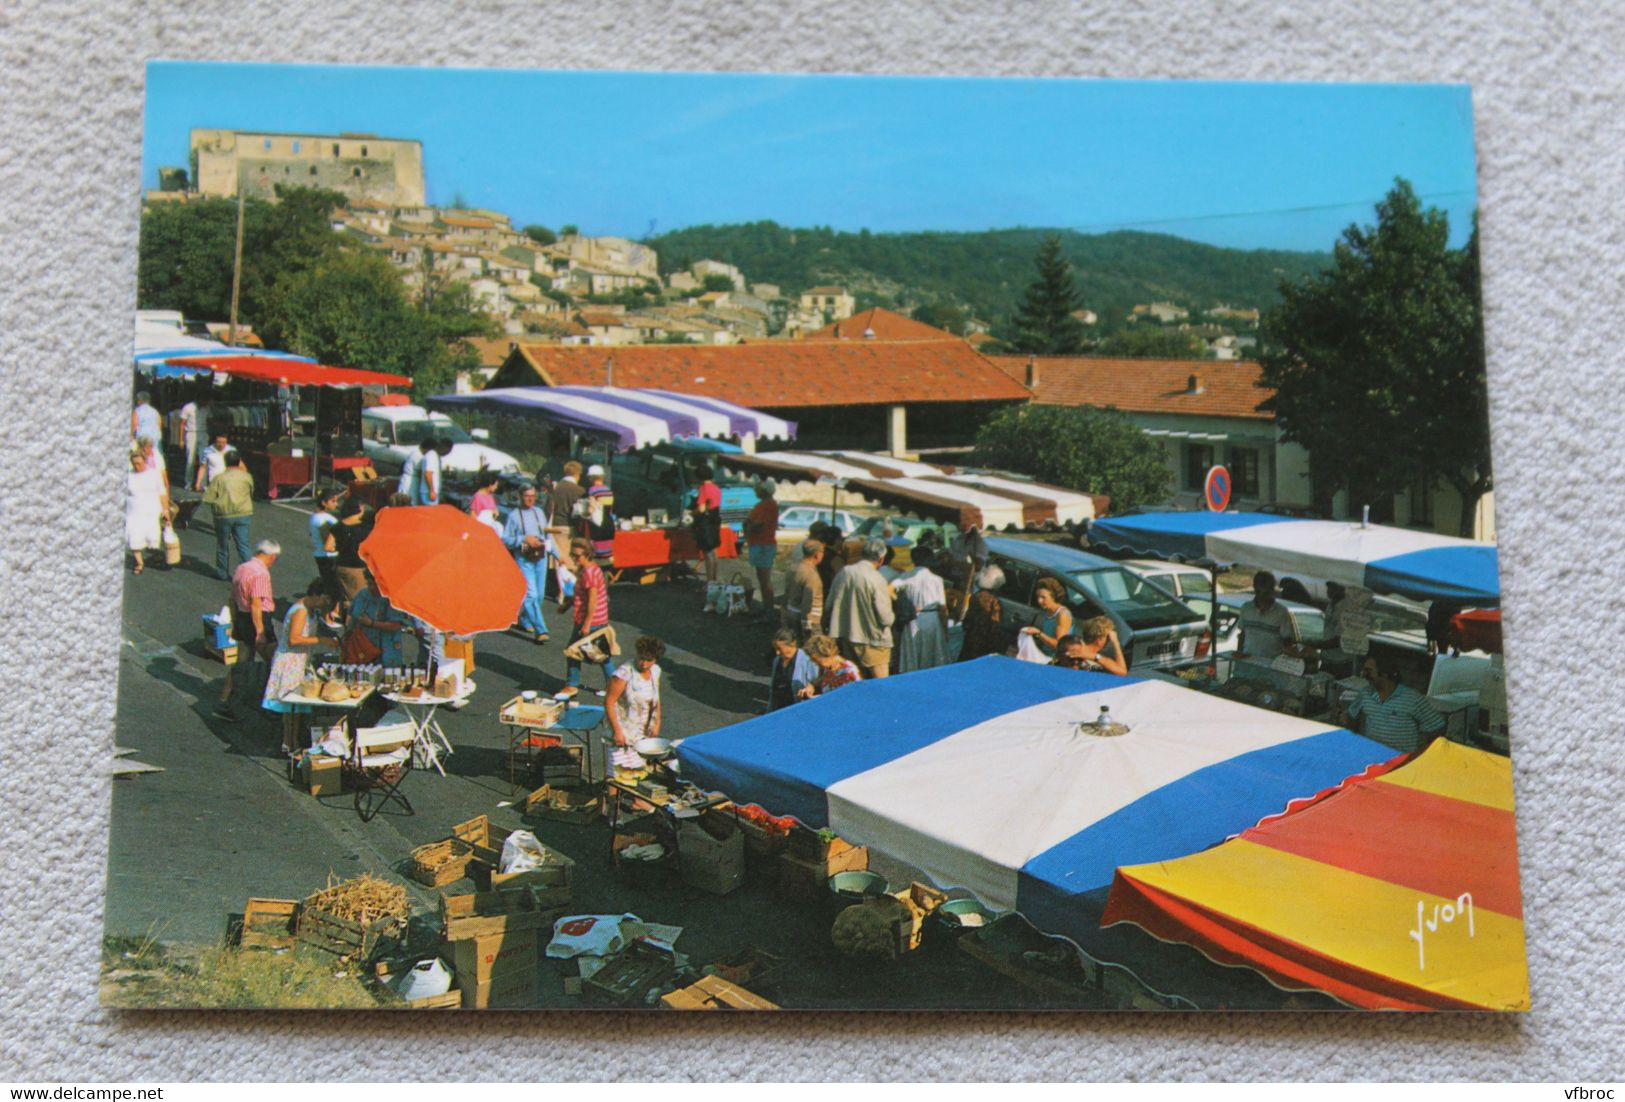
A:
689 258 746 291
752 282 782 300
803 307 962 343
486 334 1030 455
550 234 659 281
799 285 856 322
1129 301 1190 324
989 355 1491 539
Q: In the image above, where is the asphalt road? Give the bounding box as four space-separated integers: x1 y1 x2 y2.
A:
106 498 1068 1009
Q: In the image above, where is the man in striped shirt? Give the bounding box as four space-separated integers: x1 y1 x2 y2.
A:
565 537 616 695
1347 654 1445 754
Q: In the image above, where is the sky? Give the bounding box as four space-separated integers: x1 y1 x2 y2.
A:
143 64 1479 252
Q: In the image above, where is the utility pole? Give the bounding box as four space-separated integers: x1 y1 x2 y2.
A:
228 186 245 345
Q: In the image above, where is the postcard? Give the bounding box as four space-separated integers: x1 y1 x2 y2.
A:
108 63 1519 1011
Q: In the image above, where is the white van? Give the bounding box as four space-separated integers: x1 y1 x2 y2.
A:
360 404 520 481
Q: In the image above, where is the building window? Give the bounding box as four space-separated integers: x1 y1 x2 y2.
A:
360 145 368 157
332 143 340 158
1229 446 1260 497
309 165 317 176
262 138 272 151
1185 443 1215 491
1409 476 1435 526
292 140 301 153
352 167 362 178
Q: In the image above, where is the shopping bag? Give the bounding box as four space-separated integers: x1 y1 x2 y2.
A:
162 525 182 565
1015 633 1050 664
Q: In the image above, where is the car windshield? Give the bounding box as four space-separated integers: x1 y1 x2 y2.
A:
1369 599 1429 635
853 516 932 538
394 419 473 446
1068 567 1201 630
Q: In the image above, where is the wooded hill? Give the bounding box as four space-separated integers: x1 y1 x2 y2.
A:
644 222 1331 333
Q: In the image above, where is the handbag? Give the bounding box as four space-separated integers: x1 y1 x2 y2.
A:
564 624 620 664
341 629 383 664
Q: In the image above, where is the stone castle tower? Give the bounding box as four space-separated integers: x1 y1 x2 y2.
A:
189 128 426 206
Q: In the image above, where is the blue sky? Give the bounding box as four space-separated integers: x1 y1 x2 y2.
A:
144 64 1478 252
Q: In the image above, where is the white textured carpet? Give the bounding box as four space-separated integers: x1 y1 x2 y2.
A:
2 0 1621 1081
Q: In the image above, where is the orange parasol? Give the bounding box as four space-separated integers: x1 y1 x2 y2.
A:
359 505 526 636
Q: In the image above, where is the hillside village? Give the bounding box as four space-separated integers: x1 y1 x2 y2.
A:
149 128 1267 388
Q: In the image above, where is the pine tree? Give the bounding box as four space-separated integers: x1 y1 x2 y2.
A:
1010 234 1085 354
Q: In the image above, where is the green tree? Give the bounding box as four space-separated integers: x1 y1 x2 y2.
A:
522 224 556 246
701 274 736 293
911 300 969 335
1259 180 1489 533
1097 327 1205 359
972 405 1169 511
560 223 579 237
1010 234 1085 354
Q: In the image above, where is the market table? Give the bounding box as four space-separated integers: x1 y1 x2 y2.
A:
501 699 607 792
607 525 738 583
382 683 474 777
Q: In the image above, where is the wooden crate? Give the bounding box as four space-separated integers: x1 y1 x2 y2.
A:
892 882 949 955
408 838 476 888
439 889 551 941
455 814 576 890
373 960 463 1009
701 946 784 994
736 817 791 857
498 696 564 728
582 940 679 1007
238 898 298 951
296 904 402 962
787 827 860 864
522 782 603 825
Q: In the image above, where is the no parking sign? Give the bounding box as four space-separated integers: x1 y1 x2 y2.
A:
1204 465 1231 512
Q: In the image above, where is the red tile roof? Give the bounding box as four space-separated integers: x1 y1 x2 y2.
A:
464 337 518 367
804 307 960 342
989 356 1274 420
494 340 1033 409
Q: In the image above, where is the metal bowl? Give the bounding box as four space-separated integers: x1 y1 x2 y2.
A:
635 737 675 761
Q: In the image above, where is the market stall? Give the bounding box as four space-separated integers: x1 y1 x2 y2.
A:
1084 512 1500 604
1101 738 1528 1010
133 328 408 498
712 449 1108 531
427 385 787 578
675 657 1399 999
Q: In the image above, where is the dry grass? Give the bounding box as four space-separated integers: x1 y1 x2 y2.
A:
99 935 382 1010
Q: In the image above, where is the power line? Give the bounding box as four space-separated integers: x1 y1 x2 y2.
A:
1061 189 1477 235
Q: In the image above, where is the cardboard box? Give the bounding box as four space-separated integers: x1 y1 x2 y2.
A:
778 845 869 902
441 926 539 987
677 814 746 896
463 964 539 1009
301 753 343 797
661 974 780 1011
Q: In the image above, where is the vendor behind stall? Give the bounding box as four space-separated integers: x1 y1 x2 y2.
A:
1237 570 1298 661
1346 654 1445 754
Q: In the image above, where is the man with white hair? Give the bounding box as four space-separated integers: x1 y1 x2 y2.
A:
218 539 280 720
744 478 780 620
131 390 161 446
825 537 896 679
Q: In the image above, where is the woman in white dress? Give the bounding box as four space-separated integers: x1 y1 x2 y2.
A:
892 546 950 673
124 450 168 574
605 635 665 749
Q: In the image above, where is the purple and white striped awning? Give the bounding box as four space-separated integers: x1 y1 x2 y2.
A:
427 385 796 452
717 450 1109 530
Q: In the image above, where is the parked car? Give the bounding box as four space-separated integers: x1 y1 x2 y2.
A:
1119 559 1220 619
361 404 520 483
1211 592 1430 659
776 505 863 543
982 537 1212 671
851 515 953 546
